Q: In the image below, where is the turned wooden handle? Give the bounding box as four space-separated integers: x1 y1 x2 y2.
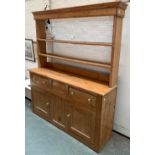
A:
67 113 71 118
88 98 91 102
70 91 75 95
46 102 49 106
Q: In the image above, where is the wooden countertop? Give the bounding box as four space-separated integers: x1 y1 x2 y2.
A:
29 67 116 96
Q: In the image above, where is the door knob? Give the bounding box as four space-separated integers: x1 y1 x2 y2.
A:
67 113 71 118
46 102 49 106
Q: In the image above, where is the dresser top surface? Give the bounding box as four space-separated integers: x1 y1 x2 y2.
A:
29 67 116 96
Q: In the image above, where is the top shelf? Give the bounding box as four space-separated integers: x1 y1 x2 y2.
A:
32 1 127 20
37 38 112 47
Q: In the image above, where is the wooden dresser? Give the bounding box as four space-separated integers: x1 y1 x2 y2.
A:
29 1 127 152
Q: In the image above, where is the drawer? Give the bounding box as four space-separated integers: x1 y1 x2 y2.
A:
52 81 68 95
31 74 51 90
69 87 96 110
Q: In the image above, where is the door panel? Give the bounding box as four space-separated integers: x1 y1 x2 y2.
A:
69 106 96 143
51 94 66 129
32 87 50 120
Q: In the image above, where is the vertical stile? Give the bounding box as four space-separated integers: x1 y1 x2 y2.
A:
36 20 47 67
109 13 124 87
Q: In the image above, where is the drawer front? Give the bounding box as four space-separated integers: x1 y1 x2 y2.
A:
52 81 68 95
31 74 51 90
69 88 96 110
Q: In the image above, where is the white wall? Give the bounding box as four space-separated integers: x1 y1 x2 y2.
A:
25 0 130 137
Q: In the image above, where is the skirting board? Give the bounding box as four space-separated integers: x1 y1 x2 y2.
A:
113 123 130 137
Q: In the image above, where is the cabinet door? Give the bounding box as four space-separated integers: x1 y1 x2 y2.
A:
68 106 96 143
32 87 50 120
51 94 66 130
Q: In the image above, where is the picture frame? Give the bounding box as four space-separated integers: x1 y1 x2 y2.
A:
25 39 35 62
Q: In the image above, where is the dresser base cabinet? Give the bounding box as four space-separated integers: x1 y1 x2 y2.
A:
30 71 117 152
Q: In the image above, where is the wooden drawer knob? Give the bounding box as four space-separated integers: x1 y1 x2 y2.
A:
88 98 91 102
70 91 75 95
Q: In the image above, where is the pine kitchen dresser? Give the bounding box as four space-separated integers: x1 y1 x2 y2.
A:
29 1 128 152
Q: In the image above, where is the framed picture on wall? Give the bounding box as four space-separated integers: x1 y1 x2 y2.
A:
25 39 35 62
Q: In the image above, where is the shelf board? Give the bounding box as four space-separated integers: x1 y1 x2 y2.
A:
39 53 111 69
37 38 112 47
